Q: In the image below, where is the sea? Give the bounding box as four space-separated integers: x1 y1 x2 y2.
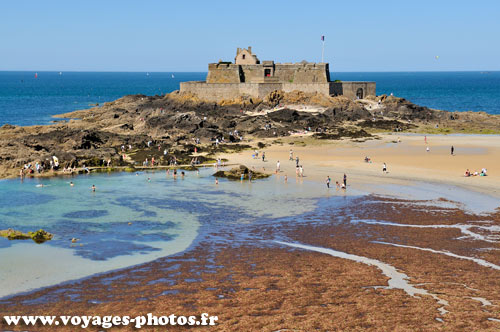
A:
0 71 499 126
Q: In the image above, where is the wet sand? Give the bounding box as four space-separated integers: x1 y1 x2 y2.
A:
1 194 499 331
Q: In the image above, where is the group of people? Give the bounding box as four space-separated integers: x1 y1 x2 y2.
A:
464 168 487 177
326 173 347 190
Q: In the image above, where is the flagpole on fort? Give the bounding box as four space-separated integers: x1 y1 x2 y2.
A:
321 35 325 63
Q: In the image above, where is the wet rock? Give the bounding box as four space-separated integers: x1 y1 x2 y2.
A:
0 228 53 243
213 165 270 180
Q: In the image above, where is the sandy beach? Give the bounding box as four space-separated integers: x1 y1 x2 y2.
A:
220 134 500 199
1 133 499 331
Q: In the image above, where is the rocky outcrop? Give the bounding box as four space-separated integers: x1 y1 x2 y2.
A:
213 165 270 180
0 229 53 243
0 89 498 179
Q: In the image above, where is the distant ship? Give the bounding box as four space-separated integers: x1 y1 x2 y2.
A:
146 72 150 76
59 72 62 75
171 74 175 78
35 73 38 79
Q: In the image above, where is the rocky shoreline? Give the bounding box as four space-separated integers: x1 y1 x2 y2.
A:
1 90 499 179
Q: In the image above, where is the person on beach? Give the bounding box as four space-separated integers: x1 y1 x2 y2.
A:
326 176 331 188
173 169 177 179
151 157 155 166
383 163 387 173
341 182 346 190
289 149 293 161
166 169 170 176
424 135 427 143
343 173 347 187
336 181 340 189
249 171 252 181
295 166 299 177
426 146 430 152
276 160 280 173
451 146 454 155
295 156 299 167
91 184 96 192
299 165 304 177
284 174 288 183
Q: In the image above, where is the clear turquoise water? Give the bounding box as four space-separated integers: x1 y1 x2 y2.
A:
0 168 331 298
0 71 499 126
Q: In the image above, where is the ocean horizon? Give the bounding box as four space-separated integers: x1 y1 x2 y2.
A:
1 70 499 126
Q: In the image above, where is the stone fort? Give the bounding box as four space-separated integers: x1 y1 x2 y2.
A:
180 47 375 102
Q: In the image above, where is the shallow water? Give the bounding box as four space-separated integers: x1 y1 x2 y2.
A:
0 168 331 298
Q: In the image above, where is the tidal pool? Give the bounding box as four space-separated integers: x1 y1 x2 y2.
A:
0 168 331 298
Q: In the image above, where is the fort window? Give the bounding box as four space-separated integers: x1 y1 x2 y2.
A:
264 68 271 77
356 88 364 99
242 54 246 60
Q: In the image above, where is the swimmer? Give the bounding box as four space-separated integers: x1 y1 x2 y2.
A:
36 184 44 188
181 171 185 178
147 177 151 182
91 184 96 192
70 181 74 187
215 178 219 185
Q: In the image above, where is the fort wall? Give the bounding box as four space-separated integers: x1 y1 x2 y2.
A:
180 81 375 102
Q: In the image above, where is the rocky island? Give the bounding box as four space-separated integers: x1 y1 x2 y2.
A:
0 88 499 179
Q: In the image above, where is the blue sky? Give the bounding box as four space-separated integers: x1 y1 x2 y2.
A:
1 0 499 72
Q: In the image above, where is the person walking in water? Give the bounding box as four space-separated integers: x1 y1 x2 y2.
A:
276 160 280 173
326 176 331 188
451 146 454 155
295 156 299 167
343 173 347 187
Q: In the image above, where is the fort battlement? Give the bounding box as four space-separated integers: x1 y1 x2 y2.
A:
181 47 375 101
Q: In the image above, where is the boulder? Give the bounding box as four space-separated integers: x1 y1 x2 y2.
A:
0 228 53 243
213 165 270 180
